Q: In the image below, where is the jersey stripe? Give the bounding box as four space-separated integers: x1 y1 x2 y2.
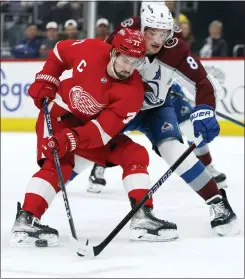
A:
91 119 112 145
26 177 56 206
53 42 64 63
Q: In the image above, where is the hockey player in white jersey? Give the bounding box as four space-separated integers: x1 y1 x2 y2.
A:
70 3 239 239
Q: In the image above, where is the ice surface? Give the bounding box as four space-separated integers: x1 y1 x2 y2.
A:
1 133 244 278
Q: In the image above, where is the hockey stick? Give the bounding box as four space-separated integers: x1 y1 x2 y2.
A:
171 91 245 128
215 111 245 128
42 99 84 255
78 134 203 258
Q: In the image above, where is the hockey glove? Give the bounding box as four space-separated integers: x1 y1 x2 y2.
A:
28 73 60 109
170 82 184 98
190 104 220 144
42 128 78 160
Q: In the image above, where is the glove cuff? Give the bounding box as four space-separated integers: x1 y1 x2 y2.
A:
191 105 215 123
35 73 60 88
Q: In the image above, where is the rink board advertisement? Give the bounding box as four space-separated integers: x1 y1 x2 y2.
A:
1 58 244 135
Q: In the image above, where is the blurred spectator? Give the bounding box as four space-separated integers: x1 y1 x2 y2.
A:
180 22 199 55
165 1 189 24
67 1 84 28
37 1 58 30
199 20 228 58
39 21 59 58
63 19 80 40
8 22 26 48
95 18 110 41
11 24 41 58
38 1 84 30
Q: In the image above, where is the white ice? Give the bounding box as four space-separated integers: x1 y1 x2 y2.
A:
1 133 244 278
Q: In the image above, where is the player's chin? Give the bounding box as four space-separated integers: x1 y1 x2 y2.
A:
118 72 131 80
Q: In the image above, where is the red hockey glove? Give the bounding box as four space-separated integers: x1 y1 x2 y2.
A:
42 129 78 160
28 73 60 109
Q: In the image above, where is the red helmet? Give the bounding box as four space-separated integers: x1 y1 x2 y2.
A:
112 28 146 58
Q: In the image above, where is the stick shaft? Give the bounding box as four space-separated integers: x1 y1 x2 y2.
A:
171 91 244 128
93 135 203 256
42 99 78 240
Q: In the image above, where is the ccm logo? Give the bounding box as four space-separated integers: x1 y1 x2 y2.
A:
131 49 141 53
66 132 77 151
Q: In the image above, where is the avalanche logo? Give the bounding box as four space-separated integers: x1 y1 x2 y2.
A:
144 91 164 106
144 80 165 108
69 86 106 115
161 122 174 133
164 37 178 48
181 105 190 116
173 24 181 33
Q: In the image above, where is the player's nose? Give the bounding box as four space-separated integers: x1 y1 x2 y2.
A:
153 38 162 45
153 35 164 45
125 64 133 72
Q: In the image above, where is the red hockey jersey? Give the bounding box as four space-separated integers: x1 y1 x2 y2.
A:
37 39 144 149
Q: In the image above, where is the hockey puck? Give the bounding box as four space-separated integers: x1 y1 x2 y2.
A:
35 239 48 247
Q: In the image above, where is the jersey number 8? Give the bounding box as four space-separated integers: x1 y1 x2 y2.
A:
186 56 198 70
121 18 134 27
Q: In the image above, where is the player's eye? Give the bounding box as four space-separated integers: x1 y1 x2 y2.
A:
122 57 135 66
122 57 130 63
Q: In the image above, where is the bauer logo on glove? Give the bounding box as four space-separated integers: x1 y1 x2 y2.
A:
190 109 214 122
190 105 220 144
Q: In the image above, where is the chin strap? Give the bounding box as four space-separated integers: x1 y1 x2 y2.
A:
109 49 125 80
111 58 120 79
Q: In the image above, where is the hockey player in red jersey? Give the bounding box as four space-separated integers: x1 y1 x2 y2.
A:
10 28 178 247
84 3 239 237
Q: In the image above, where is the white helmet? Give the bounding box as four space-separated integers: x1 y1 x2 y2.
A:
140 3 174 41
141 1 165 11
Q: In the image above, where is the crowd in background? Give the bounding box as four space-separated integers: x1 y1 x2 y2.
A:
0 0 244 59
165 1 229 57
10 17 110 59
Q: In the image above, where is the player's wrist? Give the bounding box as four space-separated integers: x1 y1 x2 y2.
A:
194 104 214 111
35 73 60 88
